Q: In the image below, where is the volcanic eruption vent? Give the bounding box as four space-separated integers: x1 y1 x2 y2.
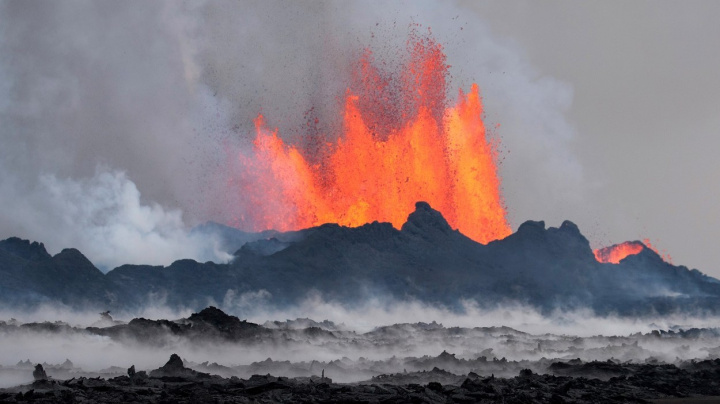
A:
231 31 511 244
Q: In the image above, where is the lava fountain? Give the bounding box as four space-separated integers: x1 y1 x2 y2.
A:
230 31 511 244
594 239 672 264
594 241 646 264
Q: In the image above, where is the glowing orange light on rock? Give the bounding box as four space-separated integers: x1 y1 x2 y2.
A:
594 239 673 264
232 31 512 244
594 241 645 264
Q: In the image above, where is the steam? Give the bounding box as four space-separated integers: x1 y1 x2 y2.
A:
5 291 712 338
217 291 716 337
0 167 231 270
2 295 720 388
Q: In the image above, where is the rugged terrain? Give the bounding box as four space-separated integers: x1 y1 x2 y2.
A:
1 202 719 315
3 204 720 401
5 357 720 403
3 307 720 402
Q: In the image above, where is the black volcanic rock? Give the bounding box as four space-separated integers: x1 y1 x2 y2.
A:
188 306 240 328
3 202 720 315
149 354 213 379
0 237 51 261
401 201 454 239
6 359 720 403
32 364 47 381
89 307 267 343
185 306 264 339
9 310 720 401
0 239 114 308
238 237 291 256
156 354 184 374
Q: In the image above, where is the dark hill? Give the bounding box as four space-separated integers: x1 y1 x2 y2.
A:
0 237 51 261
1 202 719 315
0 239 114 308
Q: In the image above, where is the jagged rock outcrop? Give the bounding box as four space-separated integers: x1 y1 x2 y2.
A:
185 306 264 340
149 354 214 380
0 240 114 308
150 354 185 376
401 201 455 239
32 364 47 381
0 238 51 261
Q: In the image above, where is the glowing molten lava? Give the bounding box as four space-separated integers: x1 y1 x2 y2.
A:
233 32 511 244
594 241 645 264
594 239 672 264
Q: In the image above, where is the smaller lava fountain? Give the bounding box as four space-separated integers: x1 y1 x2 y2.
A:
594 238 672 264
594 241 646 264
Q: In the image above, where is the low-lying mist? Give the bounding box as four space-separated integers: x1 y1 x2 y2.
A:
2 294 720 387
6 291 715 336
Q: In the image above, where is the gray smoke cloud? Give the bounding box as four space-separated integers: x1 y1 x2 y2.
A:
4 1 709 275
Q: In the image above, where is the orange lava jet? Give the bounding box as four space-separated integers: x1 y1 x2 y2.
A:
232 31 511 244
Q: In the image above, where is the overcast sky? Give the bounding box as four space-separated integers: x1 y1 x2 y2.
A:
1 1 718 275
461 1 720 273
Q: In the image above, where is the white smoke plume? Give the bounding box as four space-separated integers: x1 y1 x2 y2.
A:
0 167 231 270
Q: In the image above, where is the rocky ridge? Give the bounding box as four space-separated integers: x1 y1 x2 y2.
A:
2 202 719 316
